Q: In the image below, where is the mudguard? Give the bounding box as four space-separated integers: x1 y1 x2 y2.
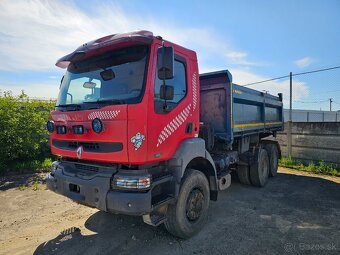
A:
168 138 218 199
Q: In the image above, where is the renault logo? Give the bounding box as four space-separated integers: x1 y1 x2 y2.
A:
76 146 83 159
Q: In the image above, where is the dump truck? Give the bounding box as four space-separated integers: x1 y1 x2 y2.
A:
46 30 283 239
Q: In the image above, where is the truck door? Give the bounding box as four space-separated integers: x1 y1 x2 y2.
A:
147 44 197 162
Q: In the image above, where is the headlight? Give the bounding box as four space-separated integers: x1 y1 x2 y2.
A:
111 176 151 190
92 118 103 133
73 125 84 134
46 120 54 133
56 125 67 134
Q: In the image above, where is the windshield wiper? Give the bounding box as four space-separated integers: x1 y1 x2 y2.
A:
56 104 81 111
85 99 125 105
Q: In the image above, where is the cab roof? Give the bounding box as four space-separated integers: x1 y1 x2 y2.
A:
56 30 197 69
56 30 154 69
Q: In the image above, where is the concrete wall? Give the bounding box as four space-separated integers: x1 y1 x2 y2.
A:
276 122 340 165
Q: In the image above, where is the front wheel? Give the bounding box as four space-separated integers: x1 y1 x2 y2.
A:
165 169 210 239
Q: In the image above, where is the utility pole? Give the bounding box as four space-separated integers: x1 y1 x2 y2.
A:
287 72 293 158
329 98 333 111
289 72 292 122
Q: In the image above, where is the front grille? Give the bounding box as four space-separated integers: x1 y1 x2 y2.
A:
63 158 118 168
74 163 99 172
52 140 123 153
68 142 100 150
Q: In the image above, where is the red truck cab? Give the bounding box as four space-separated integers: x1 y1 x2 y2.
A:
50 31 199 164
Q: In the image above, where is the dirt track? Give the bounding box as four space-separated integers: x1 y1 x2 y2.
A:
0 167 339 255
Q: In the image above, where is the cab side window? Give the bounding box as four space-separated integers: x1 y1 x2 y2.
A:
154 59 187 114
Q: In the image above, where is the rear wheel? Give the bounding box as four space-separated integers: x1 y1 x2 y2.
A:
237 164 251 185
250 149 269 187
165 169 210 239
265 144 279 177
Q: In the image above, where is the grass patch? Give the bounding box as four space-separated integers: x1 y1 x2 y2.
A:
17 185 28 191
17 181 44 191
32 181 40 191
279 157 340 177
12 158 53 173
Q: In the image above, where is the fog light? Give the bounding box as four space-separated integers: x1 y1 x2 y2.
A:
50 161 59 176
56 125 67 134
92 118 103 133
112 176 151 190
73 125 84 134
46 120 54 133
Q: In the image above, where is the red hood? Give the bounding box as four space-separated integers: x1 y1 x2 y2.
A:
50 105 129 163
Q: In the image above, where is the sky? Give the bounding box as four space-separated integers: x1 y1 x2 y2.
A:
0 0 339 110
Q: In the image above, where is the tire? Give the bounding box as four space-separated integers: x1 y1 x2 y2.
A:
249 149 269 187
237 164 251 185
265 144 279 177
165 169 210 239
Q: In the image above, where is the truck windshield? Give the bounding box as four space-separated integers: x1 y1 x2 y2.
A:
56 45 149 110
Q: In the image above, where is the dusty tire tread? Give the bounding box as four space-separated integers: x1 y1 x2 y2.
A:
165 169 210 239
237 164 251 185
249 149 269 187
264 143 279 177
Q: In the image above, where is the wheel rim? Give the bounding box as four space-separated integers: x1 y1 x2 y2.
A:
186 188 204 222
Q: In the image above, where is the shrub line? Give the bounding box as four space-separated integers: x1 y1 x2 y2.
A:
279 156 340 177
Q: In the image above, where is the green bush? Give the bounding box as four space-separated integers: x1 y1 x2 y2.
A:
0 90 55 174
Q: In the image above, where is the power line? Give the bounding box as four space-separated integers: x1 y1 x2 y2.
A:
243 75 290 87
293 66 340 77
293 99 329 104
242 65 340 86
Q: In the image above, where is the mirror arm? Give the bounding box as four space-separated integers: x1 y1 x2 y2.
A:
161 42 168 110
59 75 64 89
67 92 73 104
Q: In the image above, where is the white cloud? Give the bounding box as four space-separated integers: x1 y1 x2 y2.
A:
0 0 117 70
0 0 297 102
294 57 313 68
0 0 256 72
224 51 260 66
225 51 248 62
230 69 309 107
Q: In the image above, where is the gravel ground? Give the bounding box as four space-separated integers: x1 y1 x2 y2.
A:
0 167 339 255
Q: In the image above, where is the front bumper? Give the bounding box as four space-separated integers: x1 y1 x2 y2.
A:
46 161 174 215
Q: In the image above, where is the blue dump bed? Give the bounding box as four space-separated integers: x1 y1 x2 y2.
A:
199 70 283 143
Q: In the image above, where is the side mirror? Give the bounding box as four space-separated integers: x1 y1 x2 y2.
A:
160 85 174 101
157 46 174 80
